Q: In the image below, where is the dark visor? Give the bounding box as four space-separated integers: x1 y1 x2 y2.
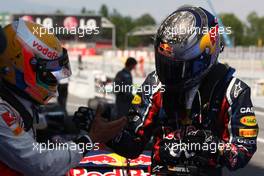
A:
35 48 72 81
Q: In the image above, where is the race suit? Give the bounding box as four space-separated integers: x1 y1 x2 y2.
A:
108 63 258 175
0 88 86 176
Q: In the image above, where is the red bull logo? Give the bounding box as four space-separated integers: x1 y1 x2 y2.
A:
69 169 122 176
69 169 150 176
81 154 119 165
74 152 151 176
160 43 172 52
81 153 151 167
158 43 173 57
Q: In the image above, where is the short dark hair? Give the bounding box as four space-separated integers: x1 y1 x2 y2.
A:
125 57 137 67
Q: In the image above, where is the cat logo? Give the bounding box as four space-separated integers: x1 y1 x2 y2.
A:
132 95 142 105
240 116 257 126
239 129 258 138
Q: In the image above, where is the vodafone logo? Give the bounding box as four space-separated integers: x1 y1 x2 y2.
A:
32 40 58 59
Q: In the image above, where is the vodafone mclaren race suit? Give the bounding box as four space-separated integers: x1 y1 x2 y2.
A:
108 63 258 175
0 85 90 176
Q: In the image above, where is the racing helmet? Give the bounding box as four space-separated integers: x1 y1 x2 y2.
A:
154 5 222 89
0 19 71 104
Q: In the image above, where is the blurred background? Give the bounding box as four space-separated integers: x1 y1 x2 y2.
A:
1 0 264 175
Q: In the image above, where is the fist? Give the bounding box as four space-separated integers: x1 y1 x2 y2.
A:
88 105 127 143
73 107 95 132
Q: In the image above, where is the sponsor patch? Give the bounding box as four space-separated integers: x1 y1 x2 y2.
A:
239 129 257 138
240 107 254 114
158 43 174 58
234 81 242 98
240 116 257 126
2 112 16 126
1 112 23 136
132 95 142 105
168 165 190 173
13 126 23 136
32 40 58 59
236 137 256 145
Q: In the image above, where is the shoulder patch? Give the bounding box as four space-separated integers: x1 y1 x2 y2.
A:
2 112 16 127
239 128 258 138
226 78 249 105
1 111 24 136
240 116 257 127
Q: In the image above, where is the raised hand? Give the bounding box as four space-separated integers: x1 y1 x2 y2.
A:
88 105 127 143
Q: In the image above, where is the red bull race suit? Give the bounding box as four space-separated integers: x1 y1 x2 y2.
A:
108 63 259 175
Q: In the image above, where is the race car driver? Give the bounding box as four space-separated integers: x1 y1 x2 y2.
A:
0 19 126 176
107 5 259 175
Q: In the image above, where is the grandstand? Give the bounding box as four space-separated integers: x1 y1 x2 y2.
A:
0 13 116 56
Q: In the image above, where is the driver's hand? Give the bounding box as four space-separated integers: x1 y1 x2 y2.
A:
184 130 219 167
73 107 95 132
88 105 127 143
184 130 219 154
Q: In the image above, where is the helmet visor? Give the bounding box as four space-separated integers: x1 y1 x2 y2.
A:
34 48 72 86
155 51 211 86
